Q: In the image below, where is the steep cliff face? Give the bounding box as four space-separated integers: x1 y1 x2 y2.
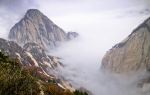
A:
8 9 68 49
101 17 150 73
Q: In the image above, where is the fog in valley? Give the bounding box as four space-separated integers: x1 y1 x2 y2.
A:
50 10 150 95
0 0 150 95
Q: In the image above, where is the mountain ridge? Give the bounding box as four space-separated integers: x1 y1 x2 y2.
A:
101 16 150 73
8 9 78 50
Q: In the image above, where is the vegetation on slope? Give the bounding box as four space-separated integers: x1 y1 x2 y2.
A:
0 51 88 95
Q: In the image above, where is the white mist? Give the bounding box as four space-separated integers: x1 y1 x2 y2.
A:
50 9 150 95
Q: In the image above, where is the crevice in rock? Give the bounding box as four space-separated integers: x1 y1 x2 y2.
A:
137 31 146 71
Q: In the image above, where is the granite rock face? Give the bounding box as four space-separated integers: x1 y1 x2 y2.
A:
8 9 68 49
23 42 62 68
101 17 150 73
0 38 62 78
0 38 75 90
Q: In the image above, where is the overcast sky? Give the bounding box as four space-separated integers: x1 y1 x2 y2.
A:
0 0 150 40
0 0 149 17
0 0 149 16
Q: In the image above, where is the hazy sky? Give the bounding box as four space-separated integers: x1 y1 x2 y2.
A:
0 0 149 38
0 0 149 13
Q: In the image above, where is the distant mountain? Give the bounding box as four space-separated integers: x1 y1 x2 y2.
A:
115 8 150 18
126 8 150 16
8 9 78 49
101 17 150 73
138 8 150 15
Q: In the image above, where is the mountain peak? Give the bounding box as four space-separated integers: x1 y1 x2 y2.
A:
9 9 68 49
9 9 78 50
26 9 41 13
25 9 43 18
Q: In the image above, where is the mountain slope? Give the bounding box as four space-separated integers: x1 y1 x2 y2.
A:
8 9 77 49
0 38 62 78
101 17 150 73
4 8 90 95
0 50 89 95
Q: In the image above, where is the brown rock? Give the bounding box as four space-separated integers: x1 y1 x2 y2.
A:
101 17 150 73
8 9 68 49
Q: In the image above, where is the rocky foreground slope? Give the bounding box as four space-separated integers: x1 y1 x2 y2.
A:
101 17 150 73
8 9 78 49
0 48 89 95
0 38 62 81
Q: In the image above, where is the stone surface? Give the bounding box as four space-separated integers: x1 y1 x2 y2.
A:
0 38 62 77
101 17 150 73
8 9 68 49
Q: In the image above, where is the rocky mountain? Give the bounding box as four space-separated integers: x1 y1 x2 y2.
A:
0 43 88 95
1 8 91 95
0 38 60 77
101 17 150 73
0 36 76 91
8 9 78 49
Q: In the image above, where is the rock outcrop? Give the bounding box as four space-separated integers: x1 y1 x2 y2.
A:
67 32 79 40
8 9 71 49
101 17 150 73
0 38 62 78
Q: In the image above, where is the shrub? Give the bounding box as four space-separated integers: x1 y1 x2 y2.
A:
0 51 40 95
